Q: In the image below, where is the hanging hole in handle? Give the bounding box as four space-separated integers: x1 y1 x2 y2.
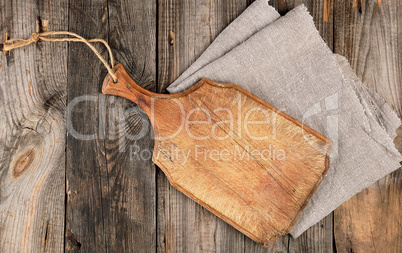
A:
112 79 118 84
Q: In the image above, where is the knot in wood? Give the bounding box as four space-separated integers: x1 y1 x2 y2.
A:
12 149 36 177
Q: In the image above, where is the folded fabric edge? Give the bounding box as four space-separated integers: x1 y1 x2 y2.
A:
163 1 402 241
290 55 402 237
167 0 280 92
290 157 401 238
167 4 317 95
335 54 401 139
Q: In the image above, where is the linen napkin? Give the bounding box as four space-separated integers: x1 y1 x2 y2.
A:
167 0 401 237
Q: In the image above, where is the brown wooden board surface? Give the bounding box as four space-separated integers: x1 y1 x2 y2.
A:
102 64 332 247
157 1 254 252
0 0 400 252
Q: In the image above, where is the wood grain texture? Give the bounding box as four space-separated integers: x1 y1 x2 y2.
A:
157 0 250 93
103 64 332 247
106 0 157 251
0 0 400 252
0 0 68 252
65 1 110 251
157 0 338 251
333 0 402 252
288 215 334 252
157 1 253 252
66 0 156 252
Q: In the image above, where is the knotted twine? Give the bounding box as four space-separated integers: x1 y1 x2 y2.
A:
1 4 400 238
1 31 117 82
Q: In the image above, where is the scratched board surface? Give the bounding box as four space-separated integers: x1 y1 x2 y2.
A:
0 0 400 252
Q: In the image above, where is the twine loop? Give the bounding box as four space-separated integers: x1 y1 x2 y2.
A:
1 31 117 82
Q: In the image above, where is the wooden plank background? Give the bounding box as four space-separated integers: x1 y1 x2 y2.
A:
0 0 400 252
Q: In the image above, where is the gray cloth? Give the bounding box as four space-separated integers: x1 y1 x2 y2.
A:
167 1 402 237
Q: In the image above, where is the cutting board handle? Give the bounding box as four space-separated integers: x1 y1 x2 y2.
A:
102 64 154 115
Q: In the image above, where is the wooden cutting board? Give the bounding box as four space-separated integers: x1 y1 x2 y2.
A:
102 64 332 247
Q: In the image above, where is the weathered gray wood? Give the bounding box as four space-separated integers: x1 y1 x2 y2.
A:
157 0 250 93
288 215 334 252
0 0 68 252
65 1 109 251
244 234 289 253
65 0 157 252
105 0 157 252
1 0 400 252
333 0 402 252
